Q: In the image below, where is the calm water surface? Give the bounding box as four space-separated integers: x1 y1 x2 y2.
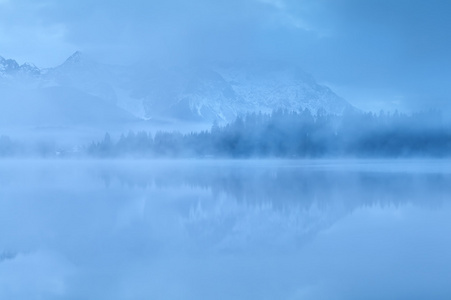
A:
1 160 451 300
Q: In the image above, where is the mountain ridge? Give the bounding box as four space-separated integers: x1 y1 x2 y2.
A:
0 52 355 123
0 56 41 77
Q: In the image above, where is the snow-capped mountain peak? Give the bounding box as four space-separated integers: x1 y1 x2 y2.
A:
18 62 41 76
57 51 98 71
0 56 41 78
64 51 84 65
0 56 20 73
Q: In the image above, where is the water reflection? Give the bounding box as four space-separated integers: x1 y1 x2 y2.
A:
1 160 451 299
98 160 451 206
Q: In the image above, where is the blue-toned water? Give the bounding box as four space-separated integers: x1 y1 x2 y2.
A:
1 160 451 299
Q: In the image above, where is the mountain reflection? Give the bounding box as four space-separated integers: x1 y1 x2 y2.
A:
89 160 451 250
2 160 451 299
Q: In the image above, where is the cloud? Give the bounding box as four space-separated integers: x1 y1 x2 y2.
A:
51 0 306 64
257 0 286 9
0 1 75 66
0 0 317 66
272 0 451 110
0 23 73 67
1 0 451 110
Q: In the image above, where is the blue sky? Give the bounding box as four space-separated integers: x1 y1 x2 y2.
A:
1 0 451 112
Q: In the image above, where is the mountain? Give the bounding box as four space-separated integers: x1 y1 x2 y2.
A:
0 54 137 130
116 61 353 122
0 56 40 79
0 52 354 125
215 63 351 119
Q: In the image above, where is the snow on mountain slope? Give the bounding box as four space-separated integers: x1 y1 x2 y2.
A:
0 56 40 77
0 52 354 124
121 61 353 122
0 56 42 89
43 51 120 104
215 63 351 117
127 66 240 122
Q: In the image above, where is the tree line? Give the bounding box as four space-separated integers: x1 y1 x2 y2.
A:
87 109 451 158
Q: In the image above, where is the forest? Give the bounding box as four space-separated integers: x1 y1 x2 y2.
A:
87 109 451 158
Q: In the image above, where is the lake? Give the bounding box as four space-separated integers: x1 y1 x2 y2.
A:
1 159 451 299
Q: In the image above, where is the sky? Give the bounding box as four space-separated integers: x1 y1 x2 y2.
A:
1 0 451 112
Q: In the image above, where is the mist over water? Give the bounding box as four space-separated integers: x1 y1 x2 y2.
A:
1 160 451 299
2 1 451 299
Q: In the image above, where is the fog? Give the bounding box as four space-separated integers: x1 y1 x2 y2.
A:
2 1 451 298
1 160 451 299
